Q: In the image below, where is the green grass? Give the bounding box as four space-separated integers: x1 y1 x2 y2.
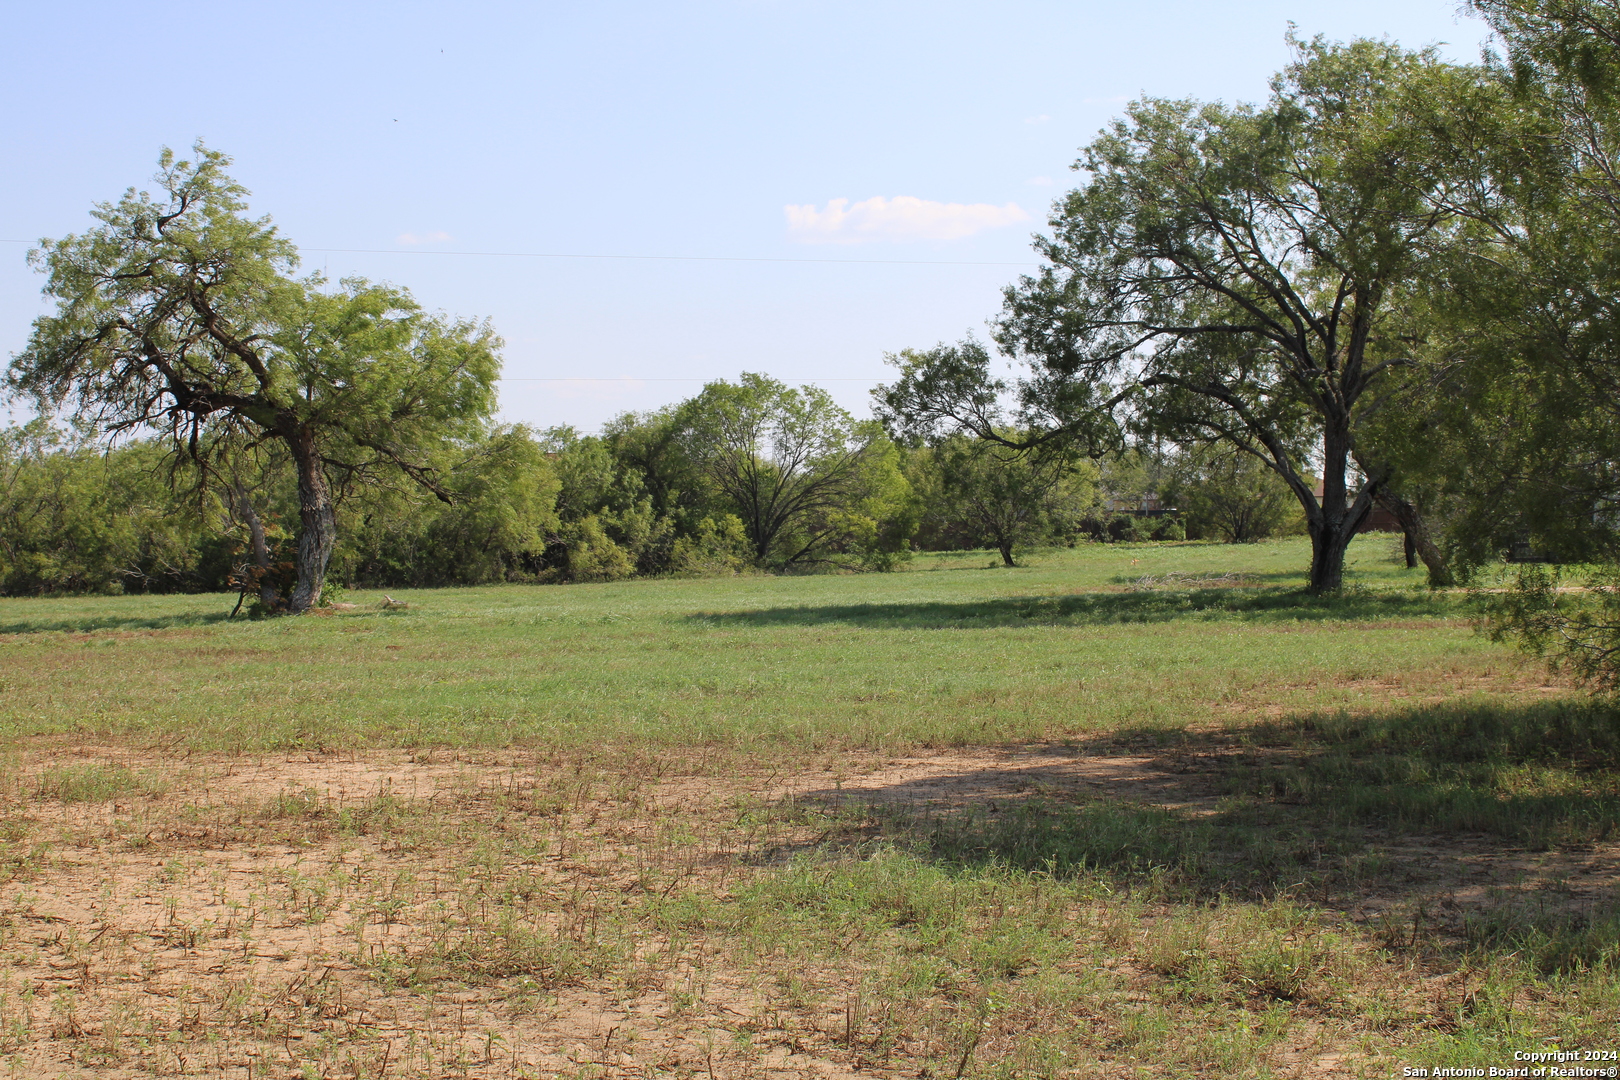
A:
1242 699 1620 848
0 532 1616 1079
0 538 1531 753
29 762 173 802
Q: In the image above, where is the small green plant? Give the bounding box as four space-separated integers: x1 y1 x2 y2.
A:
35 764 168 802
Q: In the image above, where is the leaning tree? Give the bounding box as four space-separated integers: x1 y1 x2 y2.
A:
879 38 1501 592
7 145 501 612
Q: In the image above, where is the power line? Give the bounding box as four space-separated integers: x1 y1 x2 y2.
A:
304 247 1033 268
0 237 1034 269
498 377 884 382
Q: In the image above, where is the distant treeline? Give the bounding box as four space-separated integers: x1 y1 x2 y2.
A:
0 386 1303 597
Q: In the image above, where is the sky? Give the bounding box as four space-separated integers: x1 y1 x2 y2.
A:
1 0 1495 433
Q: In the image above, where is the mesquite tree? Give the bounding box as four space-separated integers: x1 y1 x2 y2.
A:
7 145 500 612
677 374 907 568
880 39 1496 592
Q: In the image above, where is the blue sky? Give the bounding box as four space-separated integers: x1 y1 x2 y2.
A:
2 1 1492 432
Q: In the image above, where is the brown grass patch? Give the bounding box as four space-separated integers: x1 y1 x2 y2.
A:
0 742 1612 1078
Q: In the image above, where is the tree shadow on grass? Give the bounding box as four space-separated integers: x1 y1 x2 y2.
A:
781 697 1620 973
694 586 1464 629
1235 698 1620 844
0 610 239 635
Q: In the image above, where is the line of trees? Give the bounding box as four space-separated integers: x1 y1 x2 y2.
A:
5 392 1308 600
0 387 915 601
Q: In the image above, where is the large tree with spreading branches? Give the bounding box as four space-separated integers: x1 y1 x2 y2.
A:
878 38 1498 592
7 145 501 612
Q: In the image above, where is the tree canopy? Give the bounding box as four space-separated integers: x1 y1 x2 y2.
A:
678 373 912 570
1424 0 1620 683
7 145 501 612
879 38 1498 592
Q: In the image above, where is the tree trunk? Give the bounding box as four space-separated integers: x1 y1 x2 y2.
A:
750 518 773 564
1304 429 1375 594
1306 518 1358 593
286 425 336 613
232 483 279 611
1403 529 1418 568
1376 491 1454 587
998 541 1015 567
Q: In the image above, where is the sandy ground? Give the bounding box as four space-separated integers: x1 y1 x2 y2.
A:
0 743 1614 1078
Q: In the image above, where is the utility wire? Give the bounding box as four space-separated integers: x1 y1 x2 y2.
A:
497 377 883 382
302 247 1033 267
0 237 1033 268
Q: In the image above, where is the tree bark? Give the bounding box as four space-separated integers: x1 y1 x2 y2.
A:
998 541 1015 567
232 483 279 612
286 425 336 613
1376 490 1454 587
1307 517 1358 593
1304 428 1376 593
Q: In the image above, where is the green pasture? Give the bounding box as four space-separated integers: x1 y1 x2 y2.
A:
3 537 1618 1077
0 537 1533 753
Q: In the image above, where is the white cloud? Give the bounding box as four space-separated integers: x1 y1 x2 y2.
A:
784 196 1029 245
396 230 452 245
1022 114 1050 125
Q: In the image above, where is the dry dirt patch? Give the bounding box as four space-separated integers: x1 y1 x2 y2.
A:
0 744 1613 1078
0 747 919 1079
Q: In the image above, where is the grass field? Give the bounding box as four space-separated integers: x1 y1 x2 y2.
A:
0 537 1616 1078
0 539 1532 751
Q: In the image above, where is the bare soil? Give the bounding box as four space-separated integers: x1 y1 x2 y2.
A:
0 742 1614 1078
